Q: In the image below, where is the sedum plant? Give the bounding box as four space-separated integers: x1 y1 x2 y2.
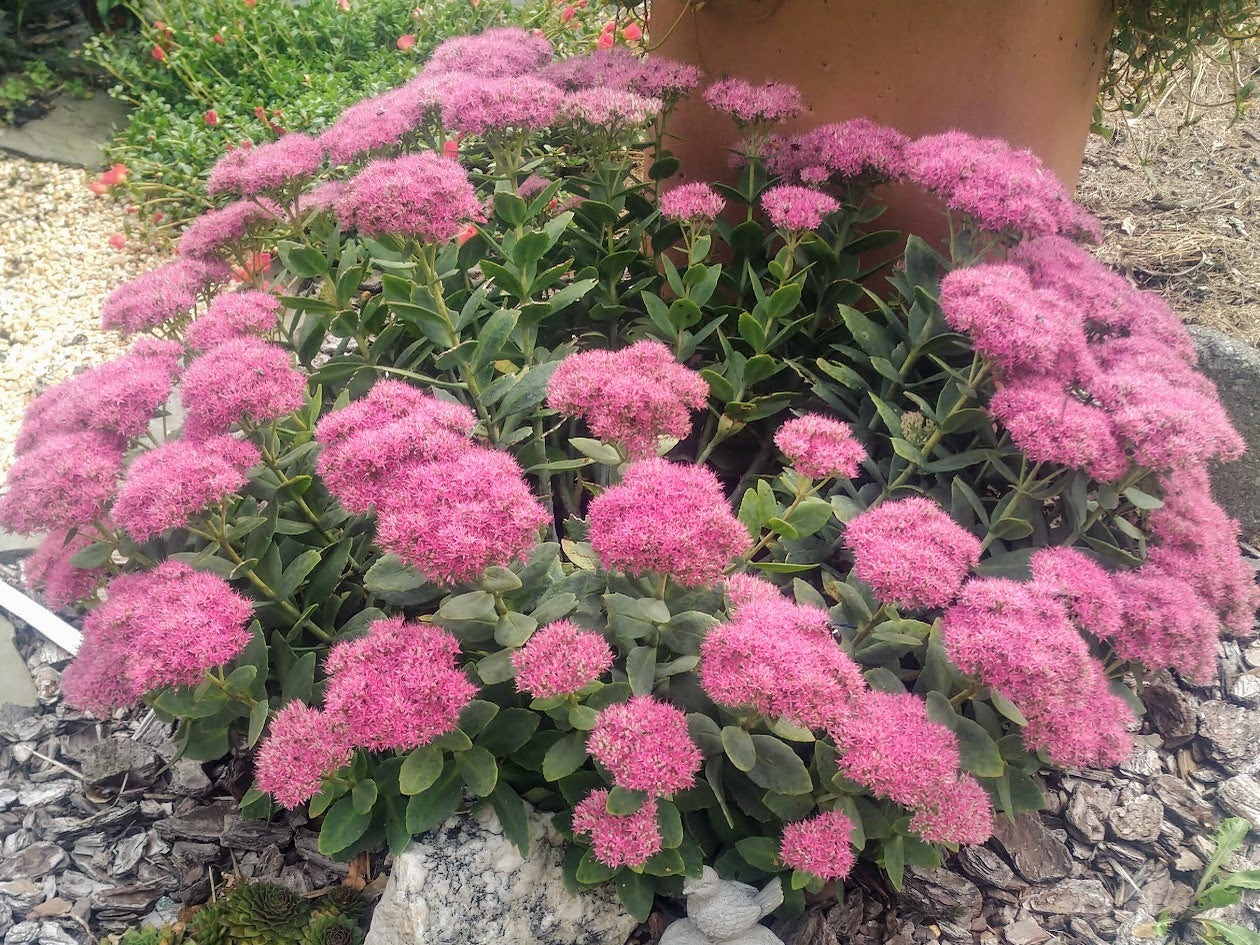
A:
5 28 1257 922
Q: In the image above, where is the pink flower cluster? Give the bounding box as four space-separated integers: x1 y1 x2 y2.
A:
336 152 480 241
703 78 803 128
321 616 475 753
512 621 614 699
557 87 662 132
766 119 909 186
761 185 840 232
180 338 306 439
571 789 661 868
844 496 981 610
113 436 259 542
0 431 124 535
908 776 995 846
941 578 1133 766
659 182 726 225
14 342 180 454
588 696 702 796
23 529 108 610
254 702 353 809
63 562 253 715
588 459 750 587
774 414 866 480
439 75 564 137
701 595 864 729
376 448 548 586
178 199 277 259
547 340 709 459
778 810 855 880
425 27 554 78
315 379 476 514
320 75 448 166
183 290 281 350
905 131 1099 240
206 133 325 197
101 257 230 335
542 48 699 106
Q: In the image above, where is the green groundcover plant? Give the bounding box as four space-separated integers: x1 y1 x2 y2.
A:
4 29 1258 922
81 0 636 224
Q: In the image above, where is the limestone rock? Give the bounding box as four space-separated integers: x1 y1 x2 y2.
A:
992 815 1073 883
1199 701 1260 774
364 807 635 945
1027 879 1111 916
1188 326 1260 539
1108 796 1164 843
1217 775 1260 826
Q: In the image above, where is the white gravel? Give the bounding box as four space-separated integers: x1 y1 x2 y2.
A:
0 155 164 472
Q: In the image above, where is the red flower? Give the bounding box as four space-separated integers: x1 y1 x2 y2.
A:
338 0 350 9
560 5 574 20
254 105 267 121
213 33 225 44
151 44 167 61
443 137 460 159
204 109 220 126
396 34 416 50
88 180 109 196
101 163 129 186
244 0 256 8
596 30 614 48
622 23 642 41
232 250 272 283
457 223 477 245
108 233 126 250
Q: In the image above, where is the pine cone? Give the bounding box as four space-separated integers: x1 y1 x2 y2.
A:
222 882 310 945
308 886 363 922
301 915 364 945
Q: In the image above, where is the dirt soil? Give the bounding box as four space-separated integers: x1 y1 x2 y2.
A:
1078 62 1260 346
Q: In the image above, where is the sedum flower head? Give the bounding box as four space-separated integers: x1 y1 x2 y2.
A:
988 376 1129 482
558 87 662 132
939 263 1088 380
323 616 474 752
588 458 750 587
180 338 306 439
766 119 909 185
1112 567 1221 682
659 182 726 224
774 414 866 480
905 131 1098 240
336 152 481 241
909 776 994 846
375 447 548 586
0 431 123 534
844 496 980 610
703 78 803 127
24 529 108 611
321 84 433 166
315 380 476 514
588 696 702 795
547 340 709 459
761 185 840 232
101 257 230 335
779 810 856 880
64 562 254 713
438 75 563 137
512 621 614 699
254 701 353 809
425 26 554 78
183 289 282 350
942 577 1133 766
1030 547 1123 641
827 690 960 809
178 199 277 258
723 572 783 612
207 133 325 197
571 789 661 868
114 436 259 542
700 596 864 730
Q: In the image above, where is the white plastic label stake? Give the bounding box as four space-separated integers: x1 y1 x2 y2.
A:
0 579 81 654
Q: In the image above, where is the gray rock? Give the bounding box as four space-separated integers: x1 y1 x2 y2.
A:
1003 914 1052 945
1199 700 1260 773
1066 784 1116 843
1188 326 1260 539
154 800 237 841
69 738 157 785
1231 674 1260 707
364 806 635 945
991 815 1073 883
1150 775 1217 830
957 847 1021 891
2 922 38 945
1217 775 1260 826
900 867 982 924
0 844 66 882
1108 796 1164 843
1026 879 1112 915
0 95 131 168
1144 678 1199 747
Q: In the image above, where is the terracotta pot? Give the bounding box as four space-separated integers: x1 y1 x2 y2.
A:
652 0 1113 239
